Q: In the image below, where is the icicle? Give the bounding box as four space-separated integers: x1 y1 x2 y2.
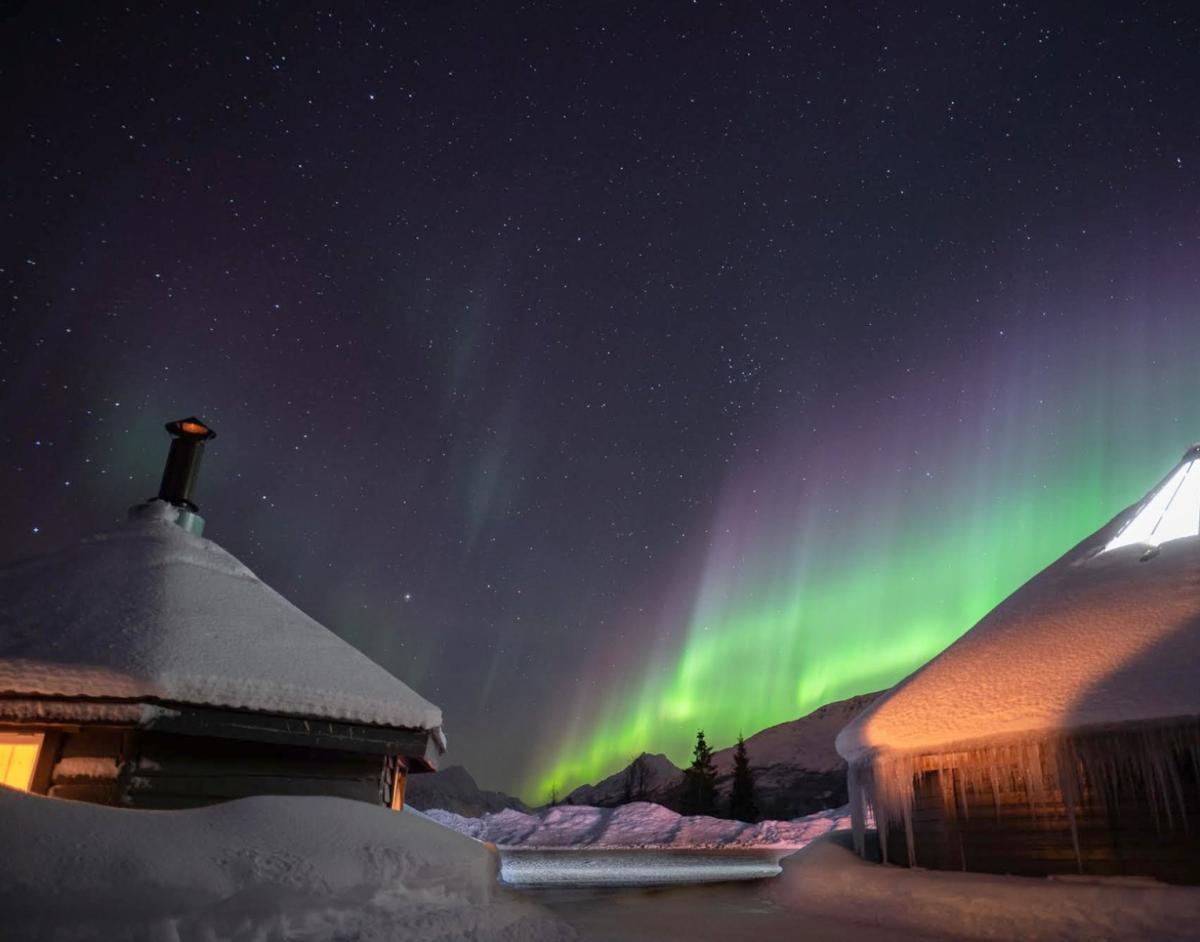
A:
847 762 866 857
846 718 1200 872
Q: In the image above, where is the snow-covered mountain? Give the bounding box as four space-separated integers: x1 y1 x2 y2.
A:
562 691 884 819
426 801 852 849
562 752 685 807
405 765 528 818
713 690 885 819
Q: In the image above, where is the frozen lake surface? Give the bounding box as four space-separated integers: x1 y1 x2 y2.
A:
499 847 788 887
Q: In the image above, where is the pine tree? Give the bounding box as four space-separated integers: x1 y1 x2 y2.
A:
729 734 758 822
683 728 717 816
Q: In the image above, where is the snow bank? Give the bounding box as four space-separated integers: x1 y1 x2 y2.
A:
0 787 572 941
0 502 441 731
769 831 1200 942
426 801 851 849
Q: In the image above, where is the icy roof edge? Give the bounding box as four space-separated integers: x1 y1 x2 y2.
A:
833 501 1141 765
836 711 1200 769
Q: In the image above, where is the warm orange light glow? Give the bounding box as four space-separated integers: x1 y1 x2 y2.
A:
179 420 211 436
0 732 43 792
390 766 407 811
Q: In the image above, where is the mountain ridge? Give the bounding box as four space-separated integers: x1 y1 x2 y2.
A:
562 690 885 819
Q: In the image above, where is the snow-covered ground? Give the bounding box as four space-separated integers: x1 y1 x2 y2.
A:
6 785 1199 941
0 787 571 941
538 832 1200 942
766 830 1200 942
426 800 850 848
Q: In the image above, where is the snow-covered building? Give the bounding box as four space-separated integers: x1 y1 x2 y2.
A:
0 418 444 809
836 445 1200 883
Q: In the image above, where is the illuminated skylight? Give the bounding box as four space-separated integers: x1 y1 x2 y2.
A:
1105 457 1200 552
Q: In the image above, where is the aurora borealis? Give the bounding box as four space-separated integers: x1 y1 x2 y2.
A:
3 4 1200 803
528 316 1200 800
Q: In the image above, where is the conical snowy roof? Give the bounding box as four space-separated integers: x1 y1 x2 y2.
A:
837 447 1200 766
0 501 442 732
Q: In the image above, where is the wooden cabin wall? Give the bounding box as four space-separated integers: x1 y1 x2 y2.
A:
122 732 388 809
887 754 1200 884
3 719 418 811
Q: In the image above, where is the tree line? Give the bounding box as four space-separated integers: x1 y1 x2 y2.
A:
682 728 758 822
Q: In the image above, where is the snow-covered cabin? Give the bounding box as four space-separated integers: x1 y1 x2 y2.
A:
0 418 444 810
836 445 1200 884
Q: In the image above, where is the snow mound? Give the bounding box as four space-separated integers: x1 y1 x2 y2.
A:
426 801 851 849
0 504 441 731
0 787 572 941
838 513 1200 764
770 831 1200 942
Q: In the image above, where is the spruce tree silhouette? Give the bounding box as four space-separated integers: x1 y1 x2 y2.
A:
729 734 758 822
683 729 717 815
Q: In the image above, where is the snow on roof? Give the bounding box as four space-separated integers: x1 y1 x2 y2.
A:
1104 445 1200 552
837 457 1200 766
0 501 441 731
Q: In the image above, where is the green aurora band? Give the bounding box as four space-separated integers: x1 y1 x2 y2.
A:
527 317 1200 803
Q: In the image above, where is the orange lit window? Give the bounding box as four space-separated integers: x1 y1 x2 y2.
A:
0 732 43 792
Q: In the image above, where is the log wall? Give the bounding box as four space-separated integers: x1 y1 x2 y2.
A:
3 719 416 811
884 751 1200 884
122 732 387 808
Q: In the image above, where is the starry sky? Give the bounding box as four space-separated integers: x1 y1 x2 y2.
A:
2 3 1199 801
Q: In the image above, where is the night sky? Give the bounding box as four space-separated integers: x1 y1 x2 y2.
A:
3 3 1200 801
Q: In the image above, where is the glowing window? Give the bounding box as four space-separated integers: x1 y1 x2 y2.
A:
1106 459 1200 552
0 732 43 792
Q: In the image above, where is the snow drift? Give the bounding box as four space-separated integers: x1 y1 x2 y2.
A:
0 787 571 941
770 831 1200 942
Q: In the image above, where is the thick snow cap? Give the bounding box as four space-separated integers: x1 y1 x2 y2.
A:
837 446 1200 766
0 501 442 732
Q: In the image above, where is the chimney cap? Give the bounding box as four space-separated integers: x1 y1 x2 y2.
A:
166 417 216 441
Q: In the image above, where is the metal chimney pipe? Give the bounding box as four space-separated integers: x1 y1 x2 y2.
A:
157 417 216 535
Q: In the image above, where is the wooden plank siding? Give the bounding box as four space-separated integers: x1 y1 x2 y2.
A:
122 732 386 808
884 754 1200 884
1 717 425 811
142 707 439 769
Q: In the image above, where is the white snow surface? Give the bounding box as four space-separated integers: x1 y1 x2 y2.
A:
0 787 572 941
766 831 1200 942
837 502 1200 764
52 756 120 780
425 801 851 849
0 501 441 731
